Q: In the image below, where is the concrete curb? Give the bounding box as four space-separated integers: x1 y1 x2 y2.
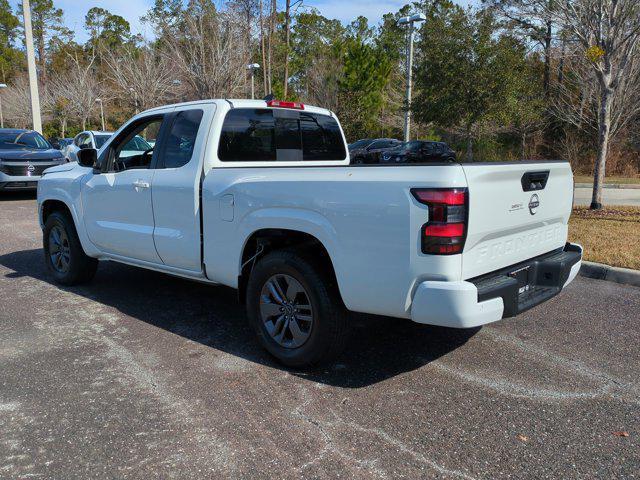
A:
579 261 640 287
575 183 640 189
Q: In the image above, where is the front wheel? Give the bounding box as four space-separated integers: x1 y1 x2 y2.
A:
246 250 349 368
43 211 98 286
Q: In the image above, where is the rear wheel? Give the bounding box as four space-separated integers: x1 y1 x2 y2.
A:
246 250 349 368
43 211 98 285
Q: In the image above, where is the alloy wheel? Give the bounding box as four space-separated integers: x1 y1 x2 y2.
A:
48 225 71 273
259 274 314 348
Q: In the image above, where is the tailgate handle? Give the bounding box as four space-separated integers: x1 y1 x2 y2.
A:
521 170 549 192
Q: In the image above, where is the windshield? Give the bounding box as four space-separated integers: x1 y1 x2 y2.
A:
94 135 111 149
0 131 51 150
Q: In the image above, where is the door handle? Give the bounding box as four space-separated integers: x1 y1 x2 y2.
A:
133 180 150 189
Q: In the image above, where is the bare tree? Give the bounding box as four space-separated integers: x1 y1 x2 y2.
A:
228 0 261 95
106 45 177 113
532 0 640 209
266 0 276 94
63 52 102 130
2 76 33 129
305 51 342 112
259 0 267 94
162 6 249 99
45 73 78 137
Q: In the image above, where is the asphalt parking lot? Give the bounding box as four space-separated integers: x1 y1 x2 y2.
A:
1 192 638 479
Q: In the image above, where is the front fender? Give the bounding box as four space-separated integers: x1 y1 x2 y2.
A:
37 169 101 258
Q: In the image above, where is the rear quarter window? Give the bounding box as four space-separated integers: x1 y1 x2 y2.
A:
218 108 346 162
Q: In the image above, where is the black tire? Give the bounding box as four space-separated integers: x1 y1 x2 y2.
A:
246 250 349 368
43 211 98 286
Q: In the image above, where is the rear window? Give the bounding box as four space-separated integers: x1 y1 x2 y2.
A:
218 108 346 162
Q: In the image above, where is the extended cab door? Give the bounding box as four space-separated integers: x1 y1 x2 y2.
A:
150 104 213 272
81 114 168 263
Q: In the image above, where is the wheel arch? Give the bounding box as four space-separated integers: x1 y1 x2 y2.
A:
39 196 99 258
41 199 73 225
237 228 344 306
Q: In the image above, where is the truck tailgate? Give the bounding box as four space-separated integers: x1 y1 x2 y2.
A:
461 161 573 279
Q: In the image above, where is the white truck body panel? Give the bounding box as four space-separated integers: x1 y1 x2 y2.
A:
202 164 469 319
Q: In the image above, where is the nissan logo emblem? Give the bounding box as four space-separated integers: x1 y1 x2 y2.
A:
528 194 540 215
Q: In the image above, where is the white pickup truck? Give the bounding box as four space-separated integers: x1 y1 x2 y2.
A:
37 99 582 367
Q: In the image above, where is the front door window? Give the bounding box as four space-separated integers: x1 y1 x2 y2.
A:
108 118 162 171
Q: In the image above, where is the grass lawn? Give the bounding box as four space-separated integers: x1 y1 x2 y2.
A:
574 175 640 185
569 206 640 270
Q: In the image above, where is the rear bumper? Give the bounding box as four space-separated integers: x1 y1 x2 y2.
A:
410 243 582 328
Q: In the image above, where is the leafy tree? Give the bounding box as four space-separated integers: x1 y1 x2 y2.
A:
482 0 556 97
0 0 21 82
20 0 71 86
375 5 411 137
413 4 530 160
335 34 392 139
290 10 344 98
85 7 133 50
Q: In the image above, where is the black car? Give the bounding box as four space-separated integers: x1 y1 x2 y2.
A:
349 138 404 164
381 140 456 164
0 129 67 191
348 138 374 150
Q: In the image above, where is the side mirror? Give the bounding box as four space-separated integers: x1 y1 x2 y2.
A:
77 148 98 168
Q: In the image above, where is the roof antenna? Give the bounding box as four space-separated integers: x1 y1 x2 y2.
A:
263 93 275 102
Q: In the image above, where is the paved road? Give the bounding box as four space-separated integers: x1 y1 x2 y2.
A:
1 192 638 479
574 187 640 206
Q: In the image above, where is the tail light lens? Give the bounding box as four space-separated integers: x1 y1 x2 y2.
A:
412 188 468 255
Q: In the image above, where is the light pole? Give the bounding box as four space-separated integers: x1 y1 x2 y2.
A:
398 13 426 142
22 0 42 133
0 83 6 128
95 98 105 131
246 63 260 99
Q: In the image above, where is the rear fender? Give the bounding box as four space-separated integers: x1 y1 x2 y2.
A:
235 207 349 302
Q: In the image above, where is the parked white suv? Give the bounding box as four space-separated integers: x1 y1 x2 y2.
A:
64 131 113 163
37 99 582 367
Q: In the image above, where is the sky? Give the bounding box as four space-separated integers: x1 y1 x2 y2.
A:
57 0 479 43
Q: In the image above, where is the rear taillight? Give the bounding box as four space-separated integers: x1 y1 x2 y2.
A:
412 188 468 255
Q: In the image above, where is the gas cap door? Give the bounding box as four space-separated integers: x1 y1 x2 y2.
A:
220 194 234 222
